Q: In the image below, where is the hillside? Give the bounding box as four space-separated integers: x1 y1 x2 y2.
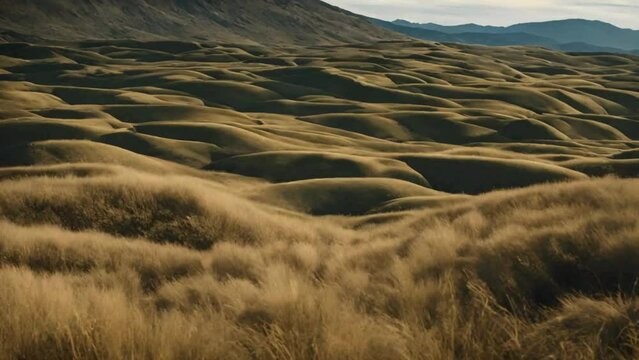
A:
1 35 639 358
388 18 639 54
0 0 402 44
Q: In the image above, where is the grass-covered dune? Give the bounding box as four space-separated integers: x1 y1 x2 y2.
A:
0 39 639 359
0 170 638 359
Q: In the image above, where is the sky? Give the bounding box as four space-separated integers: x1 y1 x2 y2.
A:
324 0 639 29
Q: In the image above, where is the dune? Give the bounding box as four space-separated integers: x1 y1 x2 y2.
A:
397 154 588 194
414 84 582 113
541 88 607 114
1 39 636 191
0 140 190 174
577 87 639 113
164 80 280 109
0 43 60 60
369 194 472 213
0 119 112 149
387 111 498 143
250 178 444 215
563 158 639 178
252 80 325 99
575 114 639 139
533 115 630 140
253 99 370 116
99 132 219 168
0 85 65 109
481 142 609 157
92 40 202 54
498 119 571 141
101 104 255 125
612 148 639 159
134 122 294 156
51 87 165 105
209 151 429 185
301 113 413 141
34 107 114 120
1 38 636 199
258 66 459 107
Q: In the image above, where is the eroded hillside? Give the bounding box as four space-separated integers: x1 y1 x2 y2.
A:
0 0 402 44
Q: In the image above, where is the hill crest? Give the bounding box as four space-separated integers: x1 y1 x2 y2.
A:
0 0 403 44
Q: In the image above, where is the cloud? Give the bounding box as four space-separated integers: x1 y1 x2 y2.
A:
324 0 639 28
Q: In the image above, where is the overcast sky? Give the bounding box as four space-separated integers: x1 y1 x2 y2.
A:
324 0 639 29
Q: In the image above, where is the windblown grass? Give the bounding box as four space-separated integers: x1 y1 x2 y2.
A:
0 170 638 359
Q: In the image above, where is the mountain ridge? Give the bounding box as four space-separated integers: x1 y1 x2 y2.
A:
381 18 639 54
0 0 404 45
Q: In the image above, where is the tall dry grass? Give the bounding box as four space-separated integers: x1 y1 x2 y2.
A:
0 168 638 359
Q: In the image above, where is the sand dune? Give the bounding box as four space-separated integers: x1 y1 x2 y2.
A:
250 177 442 215
1 39 638 200
398 154 587 194
210 151 429 185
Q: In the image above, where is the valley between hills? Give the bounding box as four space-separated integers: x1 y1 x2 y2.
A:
1 35 639 359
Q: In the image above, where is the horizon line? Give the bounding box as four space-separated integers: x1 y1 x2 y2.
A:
387 17 639 31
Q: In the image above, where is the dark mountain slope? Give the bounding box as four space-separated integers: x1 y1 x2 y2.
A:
0 0 403 44
368 19 459 42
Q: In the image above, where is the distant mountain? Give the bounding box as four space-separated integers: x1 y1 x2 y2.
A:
394 19 639 50
368 19 459 42
0 0 403 45
508 19 639 51
448 32 558 48
558 42 635 54
383 18 639 55
393 20 503 34
372 19 559 48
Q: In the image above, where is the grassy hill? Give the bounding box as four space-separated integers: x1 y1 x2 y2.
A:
1 35 639 358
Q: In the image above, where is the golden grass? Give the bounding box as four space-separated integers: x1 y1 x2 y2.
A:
0 171 637 359
0 171 333 249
